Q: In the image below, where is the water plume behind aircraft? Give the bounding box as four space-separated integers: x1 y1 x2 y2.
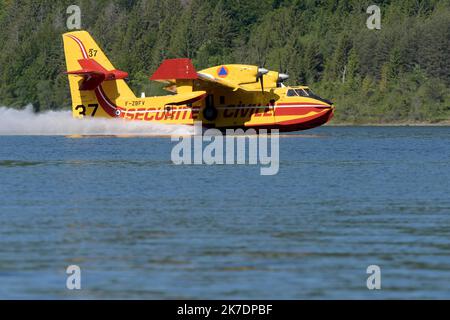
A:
0 106 194 136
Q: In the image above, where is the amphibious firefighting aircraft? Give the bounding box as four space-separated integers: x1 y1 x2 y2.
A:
63 30 334 132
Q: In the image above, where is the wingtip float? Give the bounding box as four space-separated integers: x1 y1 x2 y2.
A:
62 30 334 132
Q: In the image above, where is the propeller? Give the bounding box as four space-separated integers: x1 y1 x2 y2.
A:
256 67 268 93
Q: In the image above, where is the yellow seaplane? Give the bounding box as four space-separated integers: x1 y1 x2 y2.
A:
63 30 334 132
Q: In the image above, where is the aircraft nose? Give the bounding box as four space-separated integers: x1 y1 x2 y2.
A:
311 96 333 106
321 101 333 109
323 99 333 106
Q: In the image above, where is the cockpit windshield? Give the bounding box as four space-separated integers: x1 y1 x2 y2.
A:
296 89 310 97
287 88 313 97
286 88 333 105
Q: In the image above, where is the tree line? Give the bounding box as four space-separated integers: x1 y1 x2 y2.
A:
0 0 449 123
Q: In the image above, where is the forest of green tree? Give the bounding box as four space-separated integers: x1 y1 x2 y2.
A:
0 0 449 123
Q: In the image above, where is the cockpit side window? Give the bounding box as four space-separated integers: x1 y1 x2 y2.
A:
303 89 314 96
287 89 297 97
295 89 310 97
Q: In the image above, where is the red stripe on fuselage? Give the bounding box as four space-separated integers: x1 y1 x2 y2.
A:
275 106 329 117
276 102 325 106
276 108 333 125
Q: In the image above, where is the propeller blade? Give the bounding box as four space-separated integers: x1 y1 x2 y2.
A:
256 67 268 93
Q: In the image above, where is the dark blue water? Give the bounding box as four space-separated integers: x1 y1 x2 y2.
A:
0 127 449 299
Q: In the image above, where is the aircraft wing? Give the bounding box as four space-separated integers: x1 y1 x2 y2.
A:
150 58 243 92
162 74 241 92
196 72 242 91
164 91 207 105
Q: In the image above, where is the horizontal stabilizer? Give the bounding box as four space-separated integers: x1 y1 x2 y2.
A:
66 59 128 90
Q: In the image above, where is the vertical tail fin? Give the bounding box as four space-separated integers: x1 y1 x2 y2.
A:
62 30 135 118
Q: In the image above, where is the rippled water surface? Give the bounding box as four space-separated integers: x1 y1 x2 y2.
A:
0 126 449 299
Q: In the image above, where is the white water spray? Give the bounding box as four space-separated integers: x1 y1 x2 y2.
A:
0 106 194 136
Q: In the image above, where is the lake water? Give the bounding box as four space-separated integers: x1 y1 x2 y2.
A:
0 126 449 299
